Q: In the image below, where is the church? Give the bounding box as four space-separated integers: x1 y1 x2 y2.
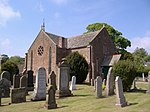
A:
24 24 117 83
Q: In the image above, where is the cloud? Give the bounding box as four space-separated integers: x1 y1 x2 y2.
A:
127 36 150 54
0 0 21 26
49 0 68 5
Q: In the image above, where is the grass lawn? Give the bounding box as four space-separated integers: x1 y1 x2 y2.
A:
0 81 150 112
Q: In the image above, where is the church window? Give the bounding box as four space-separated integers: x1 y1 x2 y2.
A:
37 46 44 56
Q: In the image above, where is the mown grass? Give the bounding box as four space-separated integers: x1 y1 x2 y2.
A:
0 81 150 112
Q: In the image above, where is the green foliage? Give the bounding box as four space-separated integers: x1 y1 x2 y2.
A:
1 60 19 84
132 47 150 75
120 52 134 61
84 22 131 53
0 54 9 64
112 60 137 91
9 56 24 65
66 52 89 84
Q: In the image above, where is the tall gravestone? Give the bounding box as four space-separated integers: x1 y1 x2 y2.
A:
31 67 46 101
91 79 94 86
1 71 10 81
105 67 114 96
0 89 1 106
146 73 150 94
13 74 20 88
49 71 57 91
20 75 27 88
96 76 102 98
45 85 57 109
142 73 145 81
27 70 34 90
0 78 11 97
56 59 72 98
115 76 127 107
70 76 76 91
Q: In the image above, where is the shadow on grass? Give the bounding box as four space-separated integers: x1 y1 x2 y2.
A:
129 89 147 93
0 103 11 107
128 102 138 106
73 94 92 97
57 105 68 109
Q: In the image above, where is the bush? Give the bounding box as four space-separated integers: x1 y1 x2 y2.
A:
66 52 89 84
112 60 137 91
1 60 19 84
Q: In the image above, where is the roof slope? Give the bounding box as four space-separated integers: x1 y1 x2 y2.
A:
45 32 64 45
67 30 100 48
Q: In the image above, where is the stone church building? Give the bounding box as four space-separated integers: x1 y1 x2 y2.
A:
24 25 117 83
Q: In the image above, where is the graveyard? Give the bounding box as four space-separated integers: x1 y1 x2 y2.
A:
0 79 150 112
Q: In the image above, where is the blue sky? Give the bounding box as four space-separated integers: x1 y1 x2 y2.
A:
0 0 150 57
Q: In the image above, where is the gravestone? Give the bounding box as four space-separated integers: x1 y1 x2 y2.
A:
45 85 57 109
70 76 76 91
132 78 137 90
105 67 114 96
13 74 20 88
27 70 34 91
49 71 57 91
20 75 27 95
56 59 72 98
94 79 96 91
91 79 94 86
20 75 27 88
10 87 26 103
1 71 10 81
0 78 11 97
103 79 106 85
146 74 150 94
142 73 145 81
0 89 1 106
31 67 46 101
96 76 102 98
115 76 127 107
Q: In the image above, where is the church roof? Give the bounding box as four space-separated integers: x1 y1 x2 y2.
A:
67 30 100 48
45 27 104 48
45 32 64 45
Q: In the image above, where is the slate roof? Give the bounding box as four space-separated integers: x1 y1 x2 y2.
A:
45 28 103 48
101 54 121 66
45 32 64 45
67 30 100 48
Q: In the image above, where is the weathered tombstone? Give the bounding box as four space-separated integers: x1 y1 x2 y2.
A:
0 78 11 97
13 74 20 88
56 59 72 98
45 85 57 109
27 70 34 91
115 76 127 107
0 89 1 106
94 79 96 91
20 75 27 88
70 76 76 91
91 79 94 86
96 76 102 98
103 79 106 86
105 67 114 96
10 87 26 103
142 73 145 81
146 74 150 94
31 67 46 101
49 71 57 91
20 75 28 95
1 71 10 81
132 78 137 90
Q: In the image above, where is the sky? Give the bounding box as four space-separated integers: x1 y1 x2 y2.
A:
0 0 150 57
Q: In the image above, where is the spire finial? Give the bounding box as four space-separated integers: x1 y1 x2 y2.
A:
41 19 45 31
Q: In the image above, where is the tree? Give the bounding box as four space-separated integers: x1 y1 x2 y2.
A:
65 52 89 84
9 56 24 65
84 23 131 53
0 54 9 64
112 60 137 91
1 60 19 84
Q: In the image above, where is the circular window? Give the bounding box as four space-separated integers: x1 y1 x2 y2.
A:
37 46 44 56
